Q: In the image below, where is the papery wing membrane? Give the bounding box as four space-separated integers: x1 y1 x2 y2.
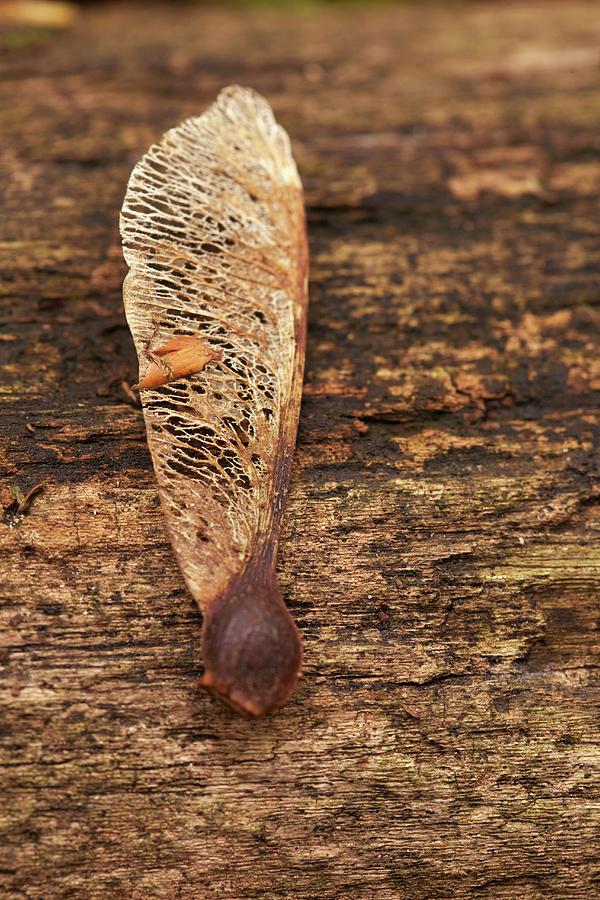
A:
120 86 307 609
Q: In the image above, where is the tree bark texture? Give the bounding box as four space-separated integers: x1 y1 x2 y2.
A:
0 2 599 898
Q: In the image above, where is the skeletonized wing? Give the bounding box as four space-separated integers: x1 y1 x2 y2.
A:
120 86 308 613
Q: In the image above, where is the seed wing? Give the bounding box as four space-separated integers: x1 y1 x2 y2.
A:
120 86 308 607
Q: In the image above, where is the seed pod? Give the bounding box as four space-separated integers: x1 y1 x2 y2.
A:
120 86 308 716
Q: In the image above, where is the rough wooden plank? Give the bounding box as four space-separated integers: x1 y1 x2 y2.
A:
1 2 599 898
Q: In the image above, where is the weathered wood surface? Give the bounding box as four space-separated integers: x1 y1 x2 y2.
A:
1 2 599 897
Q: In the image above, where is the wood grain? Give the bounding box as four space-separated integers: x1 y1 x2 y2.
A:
1 2 599 897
